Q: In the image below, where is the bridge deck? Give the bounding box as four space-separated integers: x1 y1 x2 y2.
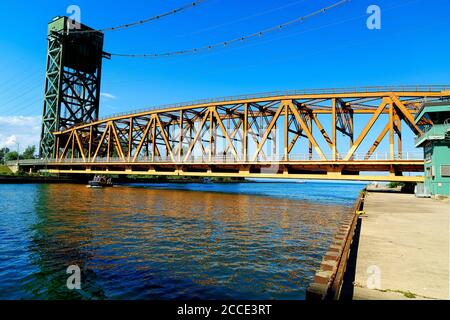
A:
15 157 425 182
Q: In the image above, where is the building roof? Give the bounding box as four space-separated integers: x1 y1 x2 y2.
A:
414 101 450 124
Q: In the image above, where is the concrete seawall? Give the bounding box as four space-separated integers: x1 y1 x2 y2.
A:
306 192 364 300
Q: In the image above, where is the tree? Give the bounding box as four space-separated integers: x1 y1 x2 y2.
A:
22 145 36 160
5 151 19 162
0 147 10 163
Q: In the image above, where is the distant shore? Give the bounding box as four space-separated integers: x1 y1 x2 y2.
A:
0 174 246 184
0 175 88 184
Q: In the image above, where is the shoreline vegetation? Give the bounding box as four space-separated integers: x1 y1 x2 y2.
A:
1 165 414 191
0 165 415 192
0 167 246 184
0 165 12 175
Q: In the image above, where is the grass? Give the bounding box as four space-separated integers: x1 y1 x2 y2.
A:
355 283 425 299
0 165 12 175
403 291 417 299
379 288 417 299
387 181 406 189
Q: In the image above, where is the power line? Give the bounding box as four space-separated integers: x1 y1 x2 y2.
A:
0 67 42 94
214 0 427 71
73 0 206 33
0 96 42 117
0 82 43 108
109 0 350 58
178 0 309 37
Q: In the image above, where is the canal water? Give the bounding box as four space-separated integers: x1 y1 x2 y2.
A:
0 181 365 300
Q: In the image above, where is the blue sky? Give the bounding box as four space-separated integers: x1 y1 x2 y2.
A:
0 0 449 151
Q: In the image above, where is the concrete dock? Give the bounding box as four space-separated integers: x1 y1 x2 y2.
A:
352 192 449 300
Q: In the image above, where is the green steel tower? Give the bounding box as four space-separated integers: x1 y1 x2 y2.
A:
39 16 106 158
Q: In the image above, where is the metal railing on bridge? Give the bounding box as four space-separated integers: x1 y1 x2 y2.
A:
414 124 450 146
9 151 424 166
97 85 450 121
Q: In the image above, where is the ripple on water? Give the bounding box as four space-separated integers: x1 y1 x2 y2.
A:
0 181 364 300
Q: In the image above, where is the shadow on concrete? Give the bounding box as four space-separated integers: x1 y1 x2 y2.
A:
339 216 363 300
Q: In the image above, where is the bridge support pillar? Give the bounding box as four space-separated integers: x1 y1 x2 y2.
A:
327 171 343 179
239 166 250 176
389 166 403 177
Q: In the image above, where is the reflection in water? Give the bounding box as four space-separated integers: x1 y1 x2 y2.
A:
0 182 363 300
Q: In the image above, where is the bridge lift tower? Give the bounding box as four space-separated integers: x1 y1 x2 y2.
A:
39 16 108 158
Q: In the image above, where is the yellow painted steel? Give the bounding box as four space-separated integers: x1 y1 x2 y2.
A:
53 90 448 133
32 87 450 182
45 168 424 183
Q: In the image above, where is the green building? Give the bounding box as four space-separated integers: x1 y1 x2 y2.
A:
414 102 450 197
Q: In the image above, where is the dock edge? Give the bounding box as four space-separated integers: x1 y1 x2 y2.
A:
306 189 366 300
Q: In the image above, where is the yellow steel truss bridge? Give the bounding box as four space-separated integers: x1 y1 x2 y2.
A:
22 86 450 182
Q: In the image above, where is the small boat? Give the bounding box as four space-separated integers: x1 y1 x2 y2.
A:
203 178 213 184
88 175 113 188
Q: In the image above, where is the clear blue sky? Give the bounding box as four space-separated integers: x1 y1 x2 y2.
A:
0 0 449 151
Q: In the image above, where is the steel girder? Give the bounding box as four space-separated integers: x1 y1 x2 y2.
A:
50 89 450 180
40 35 63 159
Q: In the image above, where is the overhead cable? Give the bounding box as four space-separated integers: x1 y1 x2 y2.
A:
109 0 350 58
73 0 206 33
